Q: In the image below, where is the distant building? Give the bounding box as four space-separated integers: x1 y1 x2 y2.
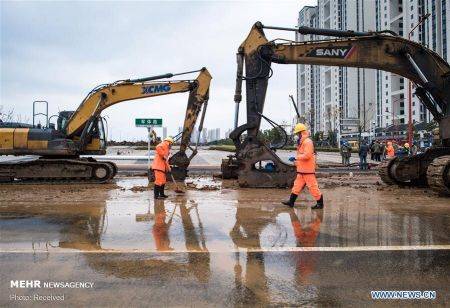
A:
225 128 233 139
190 127 199 143
297 1 376 137
297 0 450 139
207 130 213 142
215 128 221 140
202 128 208 144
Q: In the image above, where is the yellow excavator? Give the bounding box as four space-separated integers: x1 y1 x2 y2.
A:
0 68 212 182
222 21 450 194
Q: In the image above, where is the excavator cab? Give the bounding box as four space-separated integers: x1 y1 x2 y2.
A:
55 110 107 154
57 111 73 132
83 117 107 154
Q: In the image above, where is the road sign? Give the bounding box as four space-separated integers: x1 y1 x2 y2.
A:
135 118 162 127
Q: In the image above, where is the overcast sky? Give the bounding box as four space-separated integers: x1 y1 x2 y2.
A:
1 0 317 141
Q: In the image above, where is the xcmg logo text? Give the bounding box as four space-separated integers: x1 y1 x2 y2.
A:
142 84 171 94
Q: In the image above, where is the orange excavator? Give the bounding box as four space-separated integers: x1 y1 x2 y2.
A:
222 22 450 194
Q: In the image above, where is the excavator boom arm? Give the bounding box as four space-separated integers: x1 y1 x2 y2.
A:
238 22 450 144
66 80 192 137
169 68 212 169
178 68 212 153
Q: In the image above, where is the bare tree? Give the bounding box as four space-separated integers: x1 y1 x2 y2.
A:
326 105 340 133
0 105 14 122
298 108 314 129
325 106 332 133
16 114 31 125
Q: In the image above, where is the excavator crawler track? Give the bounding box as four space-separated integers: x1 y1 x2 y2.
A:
426 155 450 195
378 158 398 185
0 159 117 184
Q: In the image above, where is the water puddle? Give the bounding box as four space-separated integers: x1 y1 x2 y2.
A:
1 177 449 253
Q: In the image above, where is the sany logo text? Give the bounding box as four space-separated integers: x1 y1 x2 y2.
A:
306 46 356 59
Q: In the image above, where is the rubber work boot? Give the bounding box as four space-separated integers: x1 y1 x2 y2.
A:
311 195 324 209
160 184 169 198
154 185 165 200
153 185 159 199
282 193 298 207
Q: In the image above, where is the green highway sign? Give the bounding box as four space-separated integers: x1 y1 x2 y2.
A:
135 118 162 127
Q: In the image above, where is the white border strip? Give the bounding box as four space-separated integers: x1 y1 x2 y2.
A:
1 245 449 253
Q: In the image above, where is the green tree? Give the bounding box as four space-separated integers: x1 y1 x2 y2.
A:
207 138 234 146
259 127 284 145
313 131 321 142
406 122 420 143
327 130 337 147
423 121 438 142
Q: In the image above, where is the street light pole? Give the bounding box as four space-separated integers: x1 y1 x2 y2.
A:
386 106 397 140
407 13 431 145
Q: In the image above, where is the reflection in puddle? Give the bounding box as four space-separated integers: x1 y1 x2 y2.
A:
1 180 450 306
1 183 449 251
185 176 221 190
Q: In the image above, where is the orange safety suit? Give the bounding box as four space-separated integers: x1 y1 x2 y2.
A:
152 201 172 251
292 132 322 201
289 211 321 284
151 141 171 186
386 141 395 158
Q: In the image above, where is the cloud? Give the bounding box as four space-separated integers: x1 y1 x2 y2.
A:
1 0 317 140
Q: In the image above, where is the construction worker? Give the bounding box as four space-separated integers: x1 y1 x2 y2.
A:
282 123 324 209
358 140 369 170
339 140 348 165
288 209 322 284
152 200 173 251
151 136 174 199
411 142 418 156
393 141 399 153
373 141 382 161
403 142 410 156
380 141 386 160
386 141 395 158
344 141 352 166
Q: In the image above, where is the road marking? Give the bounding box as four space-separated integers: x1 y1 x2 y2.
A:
1 245 449 253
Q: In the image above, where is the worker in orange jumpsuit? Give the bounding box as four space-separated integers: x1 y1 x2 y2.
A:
386 141 395 158
151 137 174 199
282 123 324 209
288 209 322 284
152 200 173 251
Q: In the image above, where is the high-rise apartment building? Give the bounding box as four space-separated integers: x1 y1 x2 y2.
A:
202 127 208 143
297 1 377 137
377 0 449 128
296 6 320 135
190 127 199 143
297 0 449 137
225 128 233 139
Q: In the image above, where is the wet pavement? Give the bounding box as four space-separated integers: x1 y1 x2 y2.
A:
1 176 449 306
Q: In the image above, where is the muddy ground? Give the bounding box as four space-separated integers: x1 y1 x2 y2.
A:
0 173 440 202
1 174 449 306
